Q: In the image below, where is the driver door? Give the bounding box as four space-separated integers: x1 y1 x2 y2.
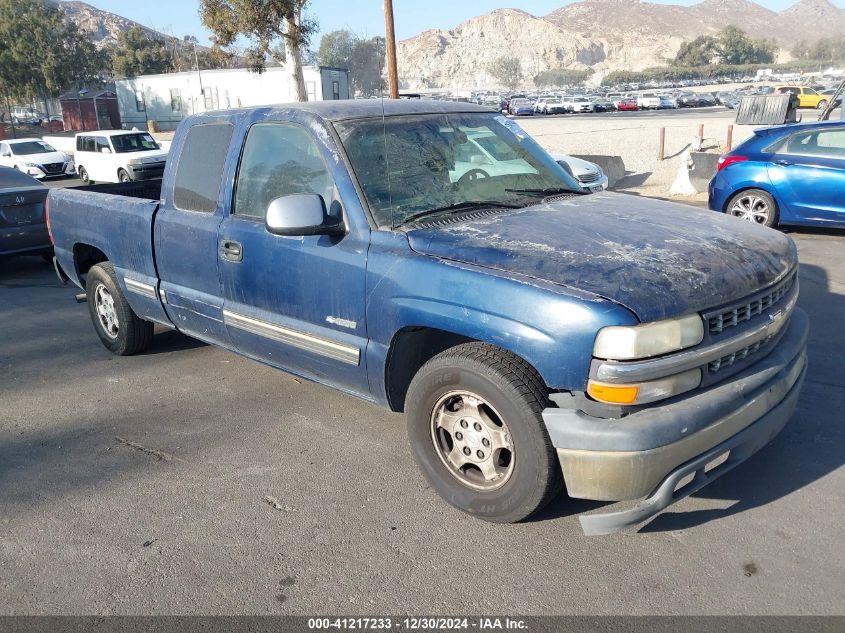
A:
217 121 370 396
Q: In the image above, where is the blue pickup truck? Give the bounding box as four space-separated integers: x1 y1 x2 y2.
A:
48 101 808 534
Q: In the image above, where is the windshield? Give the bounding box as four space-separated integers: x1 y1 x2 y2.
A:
10 141 56 155
112 133 159 153
336 112 581 228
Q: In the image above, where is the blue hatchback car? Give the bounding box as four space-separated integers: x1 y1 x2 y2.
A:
709 120 845 229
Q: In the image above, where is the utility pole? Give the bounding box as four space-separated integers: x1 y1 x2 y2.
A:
383 0 399 99
193 41 205 110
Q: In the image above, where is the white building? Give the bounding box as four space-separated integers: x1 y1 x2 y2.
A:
115 65 350 131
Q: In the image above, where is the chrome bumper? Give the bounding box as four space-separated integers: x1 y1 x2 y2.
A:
542 308 808 534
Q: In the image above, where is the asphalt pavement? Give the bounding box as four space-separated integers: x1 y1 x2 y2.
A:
1 221 844 615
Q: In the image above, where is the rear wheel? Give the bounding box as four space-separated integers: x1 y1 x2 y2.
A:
86 262 153 355
405 342 563 523
727 189 779 228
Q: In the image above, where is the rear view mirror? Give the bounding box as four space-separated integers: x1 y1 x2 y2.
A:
265 193 344 237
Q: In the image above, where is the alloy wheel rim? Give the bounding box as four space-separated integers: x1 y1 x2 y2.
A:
94 283 119 339
730 194 770 224
429 391 514 491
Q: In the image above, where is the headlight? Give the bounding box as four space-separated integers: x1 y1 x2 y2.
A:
24 162 42 168
593 314 704 360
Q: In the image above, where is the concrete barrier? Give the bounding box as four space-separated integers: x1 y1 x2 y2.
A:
689 151 721 192
571 154 625 188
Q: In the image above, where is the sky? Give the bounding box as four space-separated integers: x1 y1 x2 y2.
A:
85 0 845 45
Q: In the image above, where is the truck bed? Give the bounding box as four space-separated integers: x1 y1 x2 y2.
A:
66 179 162 201
48 179 162 289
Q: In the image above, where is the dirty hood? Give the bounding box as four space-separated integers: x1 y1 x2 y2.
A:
406 192 796 322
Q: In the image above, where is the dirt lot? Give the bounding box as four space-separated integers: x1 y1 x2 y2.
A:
1 220 843 615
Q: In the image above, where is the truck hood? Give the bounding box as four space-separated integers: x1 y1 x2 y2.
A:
405 192 796 322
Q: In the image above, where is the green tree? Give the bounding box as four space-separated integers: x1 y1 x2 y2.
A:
319 30 357 69
715 26 775 65
800 36 845 64
110 27 172 77
200 0 315 102
318 30 385 96
674 35 719 67
487 57 523 92
533 68 590 88
0 0 108 107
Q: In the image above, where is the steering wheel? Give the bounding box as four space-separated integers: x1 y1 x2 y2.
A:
458 169 489 185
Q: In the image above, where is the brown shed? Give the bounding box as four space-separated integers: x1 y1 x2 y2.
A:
59 90 121 132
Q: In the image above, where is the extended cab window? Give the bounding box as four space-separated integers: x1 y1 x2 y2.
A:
173 123 234 213
233 123 334 220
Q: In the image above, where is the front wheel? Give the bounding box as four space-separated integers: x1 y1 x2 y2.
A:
726 188 779 228
405 343 563 523
817 99 828 110
86 262 154 355
78 166 91 184
118 168 132 183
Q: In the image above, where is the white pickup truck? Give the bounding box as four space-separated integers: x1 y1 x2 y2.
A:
74 130 168 184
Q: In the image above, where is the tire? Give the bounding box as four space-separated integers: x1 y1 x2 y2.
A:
118 168 132 183
78 166 91 184
86 262 154 355
817 100 828 110
405 342 563 523
726 188 779 228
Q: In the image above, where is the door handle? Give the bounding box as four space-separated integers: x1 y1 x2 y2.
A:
774 159 792 166
219 239 243 262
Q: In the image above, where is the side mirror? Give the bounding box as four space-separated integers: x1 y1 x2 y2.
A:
470 154 490 166
100 147 112 154
265 193 344 237
0 152 10 158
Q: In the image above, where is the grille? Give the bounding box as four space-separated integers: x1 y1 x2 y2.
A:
709 341 763 373
707 274 794 335
578 172 601 184
42 162 65 174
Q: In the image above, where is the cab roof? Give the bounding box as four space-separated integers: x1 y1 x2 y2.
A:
197 99 495 123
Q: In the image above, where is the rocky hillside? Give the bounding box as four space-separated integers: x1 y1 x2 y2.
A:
51 0 183 47
397 0 845 89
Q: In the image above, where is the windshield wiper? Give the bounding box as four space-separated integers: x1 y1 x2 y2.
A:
504 186 585 197
399 200 523 226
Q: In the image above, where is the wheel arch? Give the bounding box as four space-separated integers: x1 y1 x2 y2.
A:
72 242 109 287
384 326 550 413
722 183 781 214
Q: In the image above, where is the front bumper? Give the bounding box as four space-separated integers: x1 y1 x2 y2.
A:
578 174 609 192
127 163 166 180
542 308 808 534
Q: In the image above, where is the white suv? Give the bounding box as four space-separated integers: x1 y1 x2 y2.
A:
74 130 168 184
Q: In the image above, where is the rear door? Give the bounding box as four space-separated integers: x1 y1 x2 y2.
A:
217 120 370 395
155 121 235 346
768 126 845 224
